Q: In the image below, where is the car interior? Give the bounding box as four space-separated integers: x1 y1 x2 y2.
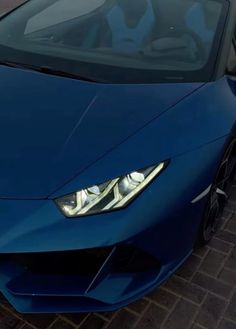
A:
19 0 221 67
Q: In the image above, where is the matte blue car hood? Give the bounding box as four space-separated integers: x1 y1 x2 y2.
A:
0 66 202 199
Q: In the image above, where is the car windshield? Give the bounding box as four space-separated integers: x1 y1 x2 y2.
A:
0 0 227 83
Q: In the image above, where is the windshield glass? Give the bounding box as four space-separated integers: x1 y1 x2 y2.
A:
0 0 227 83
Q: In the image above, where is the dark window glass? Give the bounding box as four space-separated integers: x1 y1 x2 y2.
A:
0 0 228 83
227 23 236 73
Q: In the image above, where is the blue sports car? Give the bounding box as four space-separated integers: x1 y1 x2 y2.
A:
0 0 235 314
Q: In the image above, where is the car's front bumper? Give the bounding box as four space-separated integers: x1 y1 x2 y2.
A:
0 187 207 313
0 184 202 314
0 245 191 313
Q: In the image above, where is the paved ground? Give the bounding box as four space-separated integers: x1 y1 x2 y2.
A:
0 1 236 328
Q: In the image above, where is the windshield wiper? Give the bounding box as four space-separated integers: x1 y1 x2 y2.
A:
33 65 102 83
0 60 22 68
0 61 103 83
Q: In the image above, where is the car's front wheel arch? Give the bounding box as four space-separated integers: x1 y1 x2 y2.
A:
195 135 236 248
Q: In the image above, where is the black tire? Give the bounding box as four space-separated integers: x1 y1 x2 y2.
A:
195 139 236 248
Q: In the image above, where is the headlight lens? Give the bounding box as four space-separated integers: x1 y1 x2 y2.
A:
56 162 166 218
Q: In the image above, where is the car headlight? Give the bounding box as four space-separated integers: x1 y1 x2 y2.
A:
56 162 167 218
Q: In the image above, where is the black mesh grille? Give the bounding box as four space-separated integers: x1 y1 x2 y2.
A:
0 248 112 275
0 246 160 276
111 247 160 273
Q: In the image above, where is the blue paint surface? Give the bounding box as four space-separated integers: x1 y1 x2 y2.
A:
0 63 236 313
